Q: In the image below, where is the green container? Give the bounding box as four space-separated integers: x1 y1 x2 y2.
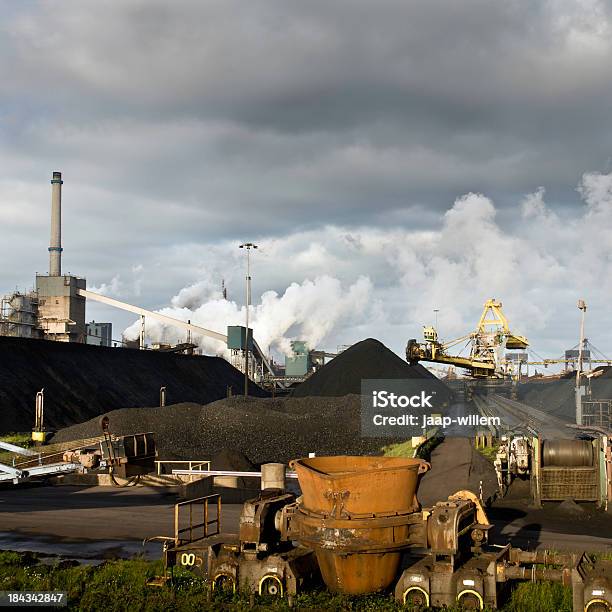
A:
291 340 308 355
286 354 309 376
285 341 311 376
227 325 253 350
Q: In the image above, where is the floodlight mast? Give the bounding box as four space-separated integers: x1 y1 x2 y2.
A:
239 243 258 396
576 299 587 425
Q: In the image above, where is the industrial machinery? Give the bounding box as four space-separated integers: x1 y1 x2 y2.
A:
0 417 156 485
157 456 494 599
151 454 612 610
493 434 611 508
531 436 610 507
206 490 320 597
155 466 320 598
289 456 434 594
32 388 48 444
494 434 531 494
406 299 529 378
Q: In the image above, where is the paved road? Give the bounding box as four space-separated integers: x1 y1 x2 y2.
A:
492 520 612 552
418 437 612 552
488 478 612 552
418 437 498 506
0 484 242 560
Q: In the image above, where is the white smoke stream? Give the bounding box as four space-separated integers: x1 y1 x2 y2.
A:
123 275 373 358
120 169 612 360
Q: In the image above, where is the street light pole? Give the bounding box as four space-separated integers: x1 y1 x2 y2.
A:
576 299 587 425
433 308 439 329
239 242 258 396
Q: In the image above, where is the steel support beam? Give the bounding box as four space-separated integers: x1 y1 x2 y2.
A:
0 462 24 480
0 461 82 483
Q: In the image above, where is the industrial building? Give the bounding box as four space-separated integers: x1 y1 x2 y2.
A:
0 168 278 381
0 172 87 342
284 340 335 377
0 291 40 339
86 321 113 347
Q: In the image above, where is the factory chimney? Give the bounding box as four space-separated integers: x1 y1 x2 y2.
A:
49 171 63 276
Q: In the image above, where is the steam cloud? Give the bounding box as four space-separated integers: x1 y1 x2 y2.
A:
121 169 612 361
123 275 374 358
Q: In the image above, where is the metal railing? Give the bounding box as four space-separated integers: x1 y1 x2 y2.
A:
174 494 221 545
171 468 298 479
155 460 211 482
582 399 612 429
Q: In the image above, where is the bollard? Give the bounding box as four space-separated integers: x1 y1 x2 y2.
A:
261 463 286 490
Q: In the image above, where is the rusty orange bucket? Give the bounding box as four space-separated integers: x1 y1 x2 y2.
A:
290 455 429 517
289 456 430 594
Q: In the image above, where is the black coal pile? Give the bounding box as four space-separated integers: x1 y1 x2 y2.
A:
209 448 256 488
556 499 587 516
53 395 398 465
0 336 266 434
292 338 452 401
519 379 576 419
210 448 255 472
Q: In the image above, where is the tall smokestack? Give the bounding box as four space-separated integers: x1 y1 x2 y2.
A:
49 171 63 276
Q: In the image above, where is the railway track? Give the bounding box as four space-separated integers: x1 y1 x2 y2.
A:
474 394 572 439
472 394 500 436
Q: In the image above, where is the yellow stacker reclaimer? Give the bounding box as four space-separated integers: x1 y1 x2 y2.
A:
406 299 529 378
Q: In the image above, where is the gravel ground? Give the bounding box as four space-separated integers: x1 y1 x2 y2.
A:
53 395 398 465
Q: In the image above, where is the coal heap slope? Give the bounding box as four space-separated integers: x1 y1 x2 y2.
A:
53 396 394 465
0 336 266 434
519 379 576 420
519 368 612 420
292 338 452 400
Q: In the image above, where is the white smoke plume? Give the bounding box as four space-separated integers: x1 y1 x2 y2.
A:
123 275 374 358
120 168 612 361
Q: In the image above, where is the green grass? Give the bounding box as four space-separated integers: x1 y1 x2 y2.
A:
382 432 443 461
502 580 572 612
0 432 33 448
382 439 414 457
0 550 576 611
475 440 500 462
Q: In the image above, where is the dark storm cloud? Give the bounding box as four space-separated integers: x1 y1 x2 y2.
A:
2 0 611 215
